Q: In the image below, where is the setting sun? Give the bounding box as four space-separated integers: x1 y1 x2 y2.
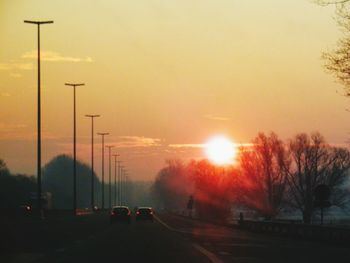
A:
205 136 237 165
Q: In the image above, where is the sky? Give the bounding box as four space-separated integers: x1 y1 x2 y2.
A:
0 0 349 181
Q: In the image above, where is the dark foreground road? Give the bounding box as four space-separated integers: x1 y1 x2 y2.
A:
3 213 350 263
38 219 210 263
3 213 210 263
158 214 350 263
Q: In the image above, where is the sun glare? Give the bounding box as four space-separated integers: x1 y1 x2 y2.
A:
205 136 237 165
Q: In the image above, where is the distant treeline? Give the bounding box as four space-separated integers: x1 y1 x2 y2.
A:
152 132 350 224
0 155 154 210
0 159 36 208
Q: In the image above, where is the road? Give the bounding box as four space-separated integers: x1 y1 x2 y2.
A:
4 213 350 263
158 213 350 263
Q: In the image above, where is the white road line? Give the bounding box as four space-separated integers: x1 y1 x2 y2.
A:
155 216 225 263
154 215 189 234
193 244 224 263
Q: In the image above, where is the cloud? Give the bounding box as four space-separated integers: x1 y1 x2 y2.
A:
0 132 58 141
169 142 253 148
168 144 204 148
0 123 27 131
204 114 231 121
0 123 59 141
0 62 34 70
22 50 93 63
114 136 162 148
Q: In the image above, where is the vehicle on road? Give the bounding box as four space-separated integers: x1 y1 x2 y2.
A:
110 206 131 224
135 207 154 222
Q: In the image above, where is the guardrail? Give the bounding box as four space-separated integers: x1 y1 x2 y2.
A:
238 220 350 243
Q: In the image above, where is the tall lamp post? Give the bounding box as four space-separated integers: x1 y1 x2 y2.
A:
117 161 123 205
85 114 100 210
113 155 120 206
65 83 84 215
119 165 124 205
24 20 53 214
122 169 127 205
97 132 109 210
106 146 114 210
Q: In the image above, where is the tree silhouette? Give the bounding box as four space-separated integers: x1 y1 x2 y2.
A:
42 154 101 209
0 159 36 209
316 0 350 93
286 133 350 223
237 133 289 219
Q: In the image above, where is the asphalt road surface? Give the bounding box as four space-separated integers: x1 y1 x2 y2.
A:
158 214 350 263
35 216 210 263
4 213 350 263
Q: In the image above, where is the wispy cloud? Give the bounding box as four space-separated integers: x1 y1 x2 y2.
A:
168 144 204 148
169 142 253 148
22 50 93 63
0 123 59 141
0 123 27 131
204 114 231 121
114 136 162 148
0 132 58 141
0 62 34 70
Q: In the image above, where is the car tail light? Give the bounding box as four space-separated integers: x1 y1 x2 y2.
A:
128 211 131 215
111 211 116 216
136 211 140 215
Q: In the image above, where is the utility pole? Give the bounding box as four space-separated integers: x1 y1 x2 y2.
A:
113 155 120 206
97 132 109 210
85 114 100 210
24 20 53 215
118 162 123 205
65 83 84 215
106 146 114 210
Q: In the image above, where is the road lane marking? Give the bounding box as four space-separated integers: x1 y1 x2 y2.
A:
155 216 224 263
193 244 224 263
154 215 235 238
154 215 176 231
154 215 188 234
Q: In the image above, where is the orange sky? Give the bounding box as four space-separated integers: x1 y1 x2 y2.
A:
1 0 349 180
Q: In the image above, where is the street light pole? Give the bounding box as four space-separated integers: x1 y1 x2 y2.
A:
97 132 109 210
65 83 84 216
119 165 124 205
106 146 114 210
117 161 123 205
121 168 126 205
24 20 53 214
113 155 120 206
85 114 100 210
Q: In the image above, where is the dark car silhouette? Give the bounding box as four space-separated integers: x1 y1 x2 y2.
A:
110 206 131 224
135 207 154 222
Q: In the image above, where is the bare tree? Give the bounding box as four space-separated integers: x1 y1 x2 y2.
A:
286 133 350 223
151 160 192 211
315 0 350 93
0 159 10 177
237 133 290 219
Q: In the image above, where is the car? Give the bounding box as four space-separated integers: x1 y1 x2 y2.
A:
110 206 131 224
135 207 154 222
